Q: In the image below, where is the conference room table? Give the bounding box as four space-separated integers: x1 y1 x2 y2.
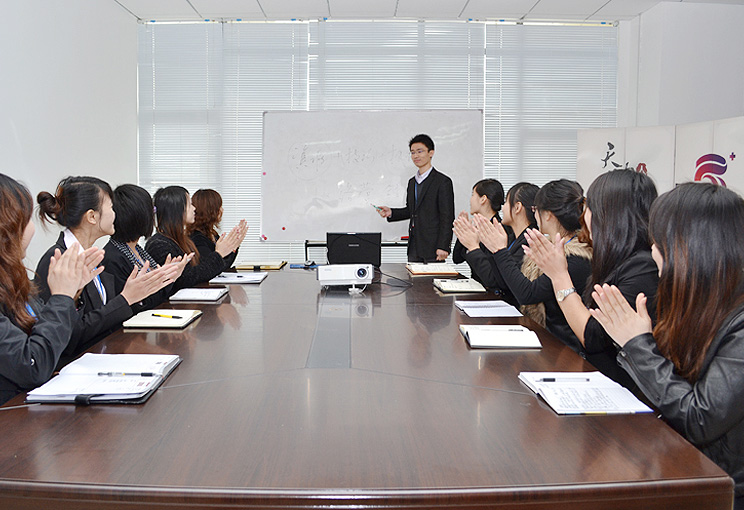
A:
0 265 734 509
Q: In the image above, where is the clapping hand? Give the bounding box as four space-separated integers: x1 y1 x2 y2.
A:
589 284 652 347
216 220 248 257
453 213 480 251
472 214 508 252
120 261 180 306
163 252 195 280
522 228 568 280
47 245 104 298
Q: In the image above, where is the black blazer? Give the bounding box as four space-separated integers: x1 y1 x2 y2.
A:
190 230 238 268
33 233 133 367
0 295 77 405
388 168 455 262
145 233 228 291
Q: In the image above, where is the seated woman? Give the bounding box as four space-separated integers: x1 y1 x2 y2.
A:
187 188 247 268
522 169 658 389
590 183 744 509
475 179 592 353
34 177 179 364
145 186 245 290
455 182 539 302
501 182 540 257
0 173 103 404
451 179 508 288
102 184 190 311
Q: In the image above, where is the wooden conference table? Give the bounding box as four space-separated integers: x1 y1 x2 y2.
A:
0 265 734 510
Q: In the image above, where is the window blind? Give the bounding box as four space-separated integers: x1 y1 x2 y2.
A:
138 20 616 263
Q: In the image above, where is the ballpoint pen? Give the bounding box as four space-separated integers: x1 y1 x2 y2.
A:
152 313 183 319
97 372 156 377
537 377 591 382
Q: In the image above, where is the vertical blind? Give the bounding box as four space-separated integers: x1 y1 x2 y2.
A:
138 20 616 262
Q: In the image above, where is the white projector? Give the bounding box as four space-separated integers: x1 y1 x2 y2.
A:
316 264 373 286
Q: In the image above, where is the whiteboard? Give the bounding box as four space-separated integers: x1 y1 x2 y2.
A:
261 110 484 242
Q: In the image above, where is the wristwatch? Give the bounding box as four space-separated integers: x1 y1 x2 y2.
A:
555 287 576 302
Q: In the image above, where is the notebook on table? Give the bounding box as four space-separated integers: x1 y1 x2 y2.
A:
406 263 460 276
518 371 653 415
26 353 182 405
209 272 267 284
169 287 229 302
459 325 541 349
434 278 486 293
123 309 202 329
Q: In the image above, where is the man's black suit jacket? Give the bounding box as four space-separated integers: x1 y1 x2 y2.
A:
388 168 455 262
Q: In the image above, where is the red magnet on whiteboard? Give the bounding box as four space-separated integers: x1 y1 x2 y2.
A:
282 227 286 230
261 235 267 240
263 172 266 175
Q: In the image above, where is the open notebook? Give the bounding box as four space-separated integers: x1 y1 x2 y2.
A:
209 272 267 284
518 371 653 415
26 353 182 405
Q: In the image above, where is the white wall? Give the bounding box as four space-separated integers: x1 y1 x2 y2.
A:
618 2 744 128
0 0 137 270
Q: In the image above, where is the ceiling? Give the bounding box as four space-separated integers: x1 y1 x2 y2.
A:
114 0 744 23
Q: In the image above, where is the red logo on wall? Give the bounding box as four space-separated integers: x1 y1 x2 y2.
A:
694 154 727 187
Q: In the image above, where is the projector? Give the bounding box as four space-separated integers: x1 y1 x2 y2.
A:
317 264 373 286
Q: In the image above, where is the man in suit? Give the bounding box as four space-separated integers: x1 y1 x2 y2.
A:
377 134 455 262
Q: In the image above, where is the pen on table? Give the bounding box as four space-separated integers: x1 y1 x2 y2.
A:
97 372 156 377
152 313 183 319
218 274 243 278
538 377 591 382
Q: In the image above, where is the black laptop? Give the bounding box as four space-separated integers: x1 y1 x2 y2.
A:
326 232 382 267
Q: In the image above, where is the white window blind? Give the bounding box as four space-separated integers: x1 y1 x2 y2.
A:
138 21 616 262
485 24 617 187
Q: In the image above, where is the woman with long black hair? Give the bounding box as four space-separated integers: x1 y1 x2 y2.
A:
590 182 744 509
523 168 658 389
